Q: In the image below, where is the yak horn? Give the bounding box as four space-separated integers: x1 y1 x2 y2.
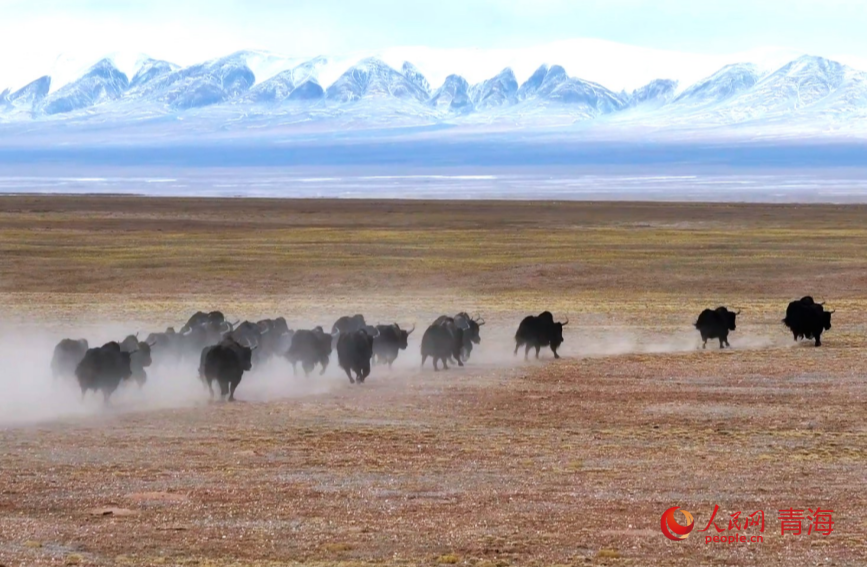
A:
829 309 836 314
408 324 416 335
147 340 157 347
562 317 570 326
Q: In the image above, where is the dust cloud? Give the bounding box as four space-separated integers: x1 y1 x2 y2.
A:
0 311 795 428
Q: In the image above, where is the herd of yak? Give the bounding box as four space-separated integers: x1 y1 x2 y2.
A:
48 296 832 404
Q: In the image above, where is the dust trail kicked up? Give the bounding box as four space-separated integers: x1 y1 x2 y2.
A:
0 316 796 427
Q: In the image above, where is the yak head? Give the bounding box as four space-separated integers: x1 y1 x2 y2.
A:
550 316 569 350
119 352 134 380
469 314 485 344
823 309 835 330
132 341 153 368
240 344 254 371
725 308 741 331
397 324 415 350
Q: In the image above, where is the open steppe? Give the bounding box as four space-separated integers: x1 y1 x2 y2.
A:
1 196 866 566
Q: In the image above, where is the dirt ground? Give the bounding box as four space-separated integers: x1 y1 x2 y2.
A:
1 196 866 566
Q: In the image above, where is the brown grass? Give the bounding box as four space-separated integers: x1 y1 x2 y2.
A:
1 196 866 566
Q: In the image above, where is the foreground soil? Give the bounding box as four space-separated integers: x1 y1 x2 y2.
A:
1 196 866 566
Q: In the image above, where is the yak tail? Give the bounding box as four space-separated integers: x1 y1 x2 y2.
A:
693 322 700 329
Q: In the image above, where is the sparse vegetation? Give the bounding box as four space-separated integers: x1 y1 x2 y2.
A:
1 197 866 566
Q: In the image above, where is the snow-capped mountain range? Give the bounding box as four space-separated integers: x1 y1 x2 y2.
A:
3 43 867 135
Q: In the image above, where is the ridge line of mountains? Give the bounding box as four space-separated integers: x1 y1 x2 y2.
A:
2 51 867 131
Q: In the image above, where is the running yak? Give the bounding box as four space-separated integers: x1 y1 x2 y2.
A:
783 296 834 347
51 338 89 380
372 323 415 368
337 327 379 384
694 307 741 349
75 342 134 404
286 327 335 377
198 337 254 402
120 334 155 387
421 317 465 371
514 311 568 360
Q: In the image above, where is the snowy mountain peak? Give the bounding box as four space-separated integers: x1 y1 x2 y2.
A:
469 68 518 109
129 59 179 90
325 57 428 103
39 59 128 116
628 79 678 107
2 47 867 134
402 62 431 96
673 63 761 106
429 74 472 112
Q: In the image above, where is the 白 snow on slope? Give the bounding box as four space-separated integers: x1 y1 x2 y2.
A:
469 68 518 109
1 76 51 115
129 59 180 90
716 56 867 121
627 79 678 108
325 58 429 103
672 63 761 107
402 62 431 97
38 59 128 116
127 51 258 110
429 74 473 112
516 64 625 115
245 56 329 103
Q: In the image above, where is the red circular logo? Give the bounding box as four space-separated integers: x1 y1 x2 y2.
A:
661 506 694 541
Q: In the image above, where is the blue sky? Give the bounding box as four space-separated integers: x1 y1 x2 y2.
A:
2 0 867 89
2 0 866 57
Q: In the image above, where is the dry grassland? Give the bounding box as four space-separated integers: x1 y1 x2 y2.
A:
0 196 866 566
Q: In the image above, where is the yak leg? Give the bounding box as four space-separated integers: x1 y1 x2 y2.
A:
701 335 707 349
228 379 240 402
319 359 329 376
514 341 521 357
535 345 541 359
432 358 439 372
719 337 726 349
552 345 560 359
344 367 355 384
219 379 230 401
456 354 464 367
388 357 394 370
207 379 215 400
524 344 532 361
814 331 822 347
291 361 298 376
421 353 427 368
